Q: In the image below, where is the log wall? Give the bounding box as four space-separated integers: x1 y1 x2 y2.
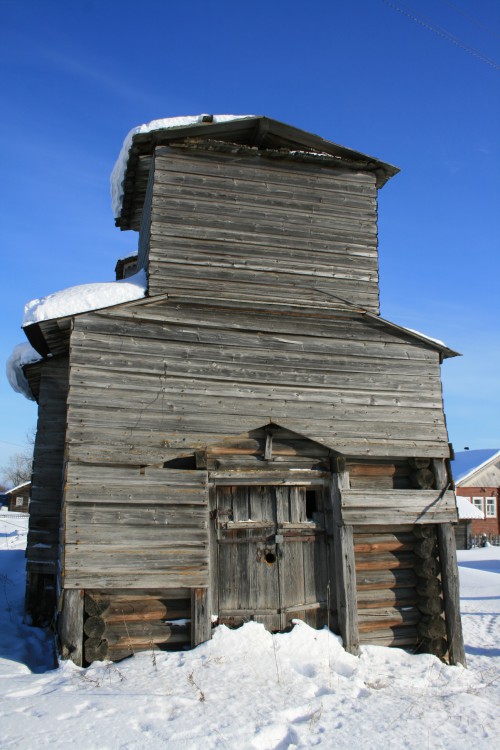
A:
140 146 381 313
83 589 191 663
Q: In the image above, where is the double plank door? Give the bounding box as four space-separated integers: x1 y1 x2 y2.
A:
215 484 330 632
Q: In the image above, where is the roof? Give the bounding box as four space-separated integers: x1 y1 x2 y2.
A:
453 449 500 485
20 286 459 364
4 481 31 496
456 495 484 520
112 114 400 230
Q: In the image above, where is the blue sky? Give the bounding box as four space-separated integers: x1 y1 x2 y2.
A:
1 0 499 473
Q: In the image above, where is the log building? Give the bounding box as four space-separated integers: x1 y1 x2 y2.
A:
19 115 465 665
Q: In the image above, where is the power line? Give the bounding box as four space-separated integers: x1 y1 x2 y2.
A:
382 0 500 71
0 439 27 449
438 0 500 41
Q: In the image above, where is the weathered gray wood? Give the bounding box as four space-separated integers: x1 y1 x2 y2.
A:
438 523 467 666
330 472 359 655
143 148 381 311
191 588 211 647
58 589 84 666
340 489 457 525
62 467 209 590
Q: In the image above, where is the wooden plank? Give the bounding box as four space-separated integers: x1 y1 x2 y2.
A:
341 489 457 524
58 589 84 666
191 588 211 647
437 523 466 666
330 471 359 655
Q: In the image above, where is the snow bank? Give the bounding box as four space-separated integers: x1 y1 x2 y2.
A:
5 342 42 401
2 512 500 749
111 114 255 217
23 268 147 326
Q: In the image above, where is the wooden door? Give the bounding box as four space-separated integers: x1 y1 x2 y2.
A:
216 485 330 632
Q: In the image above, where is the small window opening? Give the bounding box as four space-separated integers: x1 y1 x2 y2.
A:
306 490 318 520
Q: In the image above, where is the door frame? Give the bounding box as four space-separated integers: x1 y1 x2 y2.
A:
208 471 332 631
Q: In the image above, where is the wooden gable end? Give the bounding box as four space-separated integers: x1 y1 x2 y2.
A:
64 293 451 464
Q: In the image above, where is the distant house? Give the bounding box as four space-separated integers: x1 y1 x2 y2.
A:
4 481 31 514
454 495 484 549
453 449 500 542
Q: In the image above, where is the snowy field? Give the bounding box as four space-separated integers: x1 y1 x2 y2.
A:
1 511 499 749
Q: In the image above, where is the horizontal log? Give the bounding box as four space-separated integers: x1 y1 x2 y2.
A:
357 606 421 631
354 551 416 571
413 557 439 578
348 464 396 477
416 596 443 616
417 616 446 640
356 569 418 590
358 626 419 647
354 540 414 554
356 587 417 608
84 638 108 663
84 616 105 638
413 536 437 558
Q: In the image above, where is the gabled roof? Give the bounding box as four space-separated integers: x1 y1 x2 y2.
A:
4 481 31 496
453 449 500 486
21 284 459 362
112 114 400 230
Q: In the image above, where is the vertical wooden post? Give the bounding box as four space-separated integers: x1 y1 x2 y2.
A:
58 589 84 666
438 523 467 666
330 464 359 656
191 588 211 647
433 458 466 666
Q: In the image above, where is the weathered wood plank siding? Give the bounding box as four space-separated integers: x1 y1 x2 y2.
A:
65 297 450 472
26 356 69 568
25 356 69 622
143 147 381 313
62 466 208 589
341 489 457 525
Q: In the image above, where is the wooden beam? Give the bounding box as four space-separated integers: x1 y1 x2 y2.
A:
330 471 359 655
58 589 84 666
438 523 467 667
191 588 211 647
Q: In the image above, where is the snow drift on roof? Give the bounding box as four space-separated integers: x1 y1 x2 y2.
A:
406 328 446 348
6 343 42 401
23 268 147 326
4 481 31 495
111 114 256 218
456 495 484 520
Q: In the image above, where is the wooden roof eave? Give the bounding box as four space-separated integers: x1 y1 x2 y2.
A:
116 115 399 231
362 311 460 360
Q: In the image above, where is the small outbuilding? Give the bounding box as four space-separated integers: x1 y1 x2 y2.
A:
4 482 31 514
12 115 466 666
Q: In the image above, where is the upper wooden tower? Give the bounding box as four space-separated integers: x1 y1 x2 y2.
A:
113 115 399 315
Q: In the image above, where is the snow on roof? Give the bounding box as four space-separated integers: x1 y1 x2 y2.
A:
6 343 43 401
4 481 31 495
406 328 446 348
111 114 256 218
452 449 500 484
456 495 484 520
23 268 147 326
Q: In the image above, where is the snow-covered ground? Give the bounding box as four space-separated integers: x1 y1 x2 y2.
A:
1 511 499 749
